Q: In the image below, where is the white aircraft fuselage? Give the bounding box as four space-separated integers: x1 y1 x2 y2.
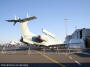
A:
6 15 60 46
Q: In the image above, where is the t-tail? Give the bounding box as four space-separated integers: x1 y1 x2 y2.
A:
6 13 37 44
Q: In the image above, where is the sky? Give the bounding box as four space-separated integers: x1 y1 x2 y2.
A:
0 0 90 43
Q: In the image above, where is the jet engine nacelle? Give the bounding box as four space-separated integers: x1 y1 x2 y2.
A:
32 35 44 43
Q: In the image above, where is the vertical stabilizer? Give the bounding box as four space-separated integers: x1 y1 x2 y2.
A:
20 21 35 38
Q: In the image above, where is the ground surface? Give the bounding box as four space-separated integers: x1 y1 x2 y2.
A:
0 50 90 67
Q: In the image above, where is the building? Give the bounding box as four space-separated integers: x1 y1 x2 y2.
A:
64 28 90 48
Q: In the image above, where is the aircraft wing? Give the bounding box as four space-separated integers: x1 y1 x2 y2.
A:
42 28 56 38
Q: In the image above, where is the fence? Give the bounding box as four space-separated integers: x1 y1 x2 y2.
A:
0 46 90 55
42 48 83 54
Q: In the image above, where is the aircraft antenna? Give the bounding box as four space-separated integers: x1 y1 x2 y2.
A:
27 12 29 18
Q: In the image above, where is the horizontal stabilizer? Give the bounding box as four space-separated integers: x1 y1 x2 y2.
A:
6 16 37 23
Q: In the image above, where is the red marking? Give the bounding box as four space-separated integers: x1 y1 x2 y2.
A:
38 35 41 39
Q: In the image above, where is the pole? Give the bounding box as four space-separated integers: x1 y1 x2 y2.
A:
64 18 68 37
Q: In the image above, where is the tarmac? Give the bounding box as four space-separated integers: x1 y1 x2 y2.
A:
0 50 90 67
